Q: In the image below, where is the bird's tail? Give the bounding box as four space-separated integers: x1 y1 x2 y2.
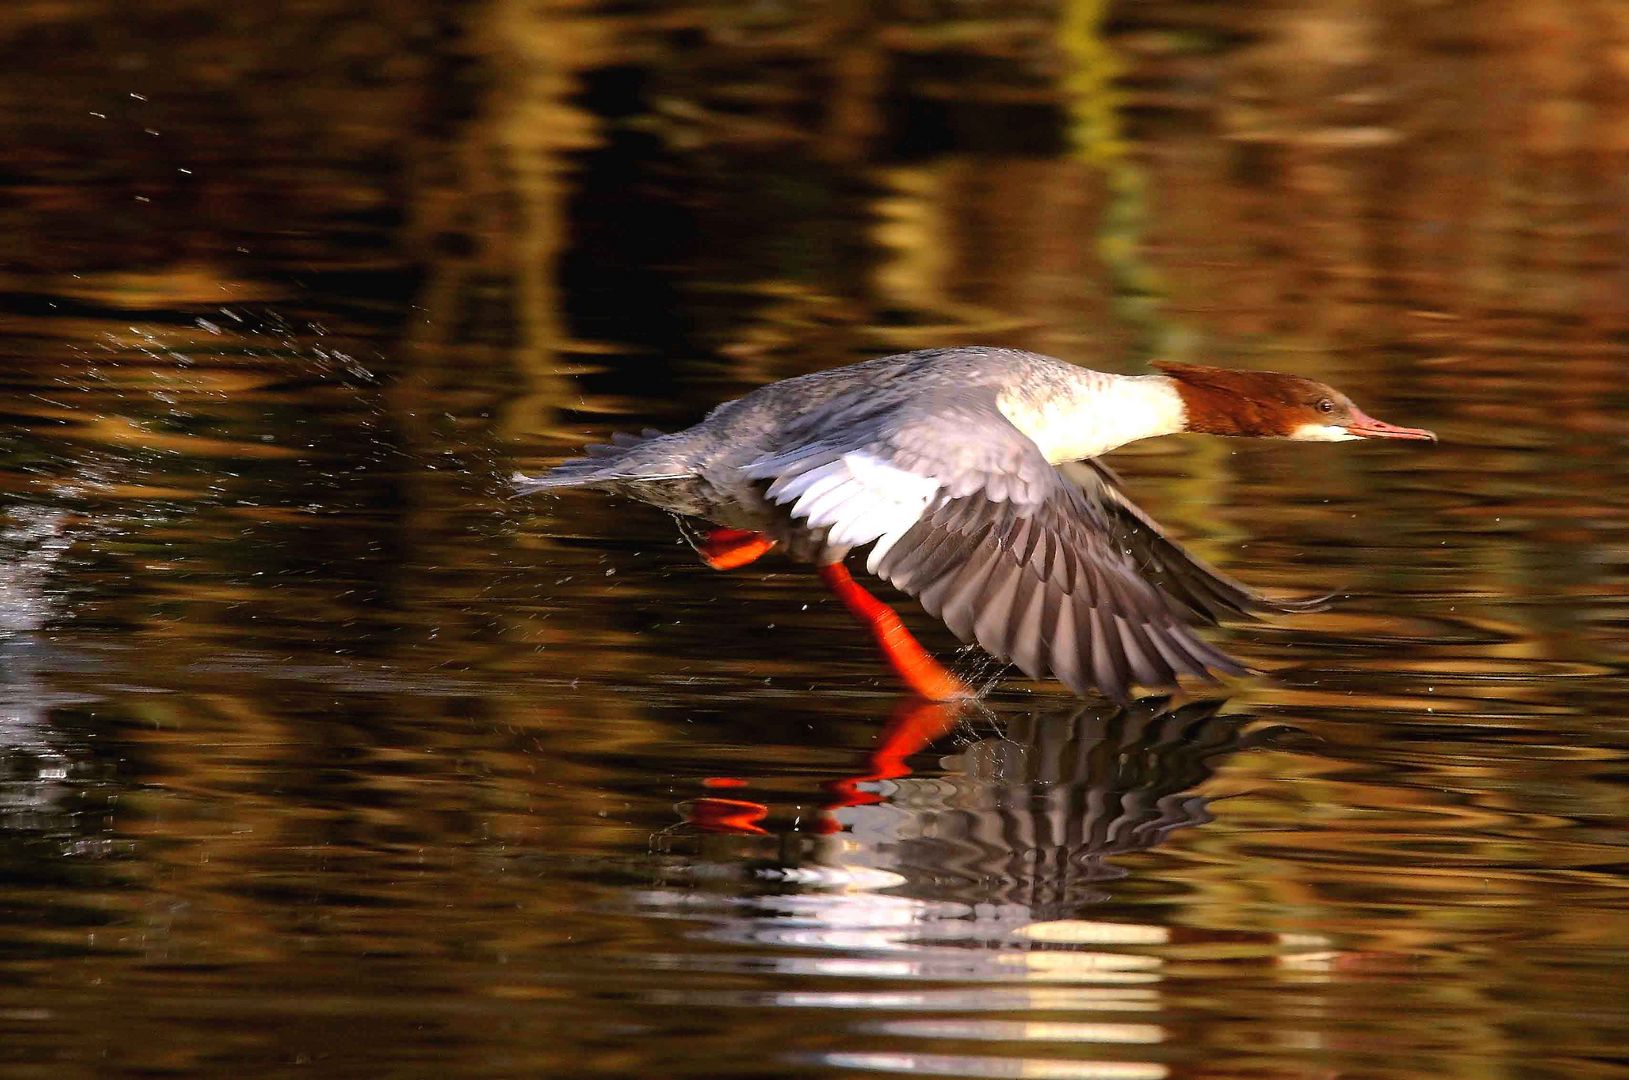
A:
511 428 693 494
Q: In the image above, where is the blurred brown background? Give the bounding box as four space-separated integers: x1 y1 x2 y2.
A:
0 3 1627 1079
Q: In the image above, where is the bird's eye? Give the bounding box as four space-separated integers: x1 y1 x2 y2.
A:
1317 398 1335 414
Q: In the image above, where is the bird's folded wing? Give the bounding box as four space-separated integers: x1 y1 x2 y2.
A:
745 392 1250 700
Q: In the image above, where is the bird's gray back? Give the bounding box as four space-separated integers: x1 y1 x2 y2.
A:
691 347 1083 469
588 347 1094 550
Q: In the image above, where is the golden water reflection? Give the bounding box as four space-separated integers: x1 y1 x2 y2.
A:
2 0 1629 1077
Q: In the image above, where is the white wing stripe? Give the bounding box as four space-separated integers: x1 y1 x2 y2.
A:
762 451 939 560
776 462 845 503
802 485 859 526
788 472 849 515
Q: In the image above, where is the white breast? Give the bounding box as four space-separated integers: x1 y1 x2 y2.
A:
997 374 1188 463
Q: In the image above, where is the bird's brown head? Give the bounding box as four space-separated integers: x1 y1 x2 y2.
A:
1152 361 1436 443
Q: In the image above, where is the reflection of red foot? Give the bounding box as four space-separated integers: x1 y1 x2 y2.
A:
682 698 964 837
818 563 969 701
684 797 770 835
817 698 961 833
698 528 776 570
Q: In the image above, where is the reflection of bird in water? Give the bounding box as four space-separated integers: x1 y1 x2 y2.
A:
662 695 1304 925
646 703 1391 1072
517 346 1433 699
860 698 1294 915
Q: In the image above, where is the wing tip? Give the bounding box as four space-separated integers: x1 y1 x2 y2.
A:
1125 636 1256 696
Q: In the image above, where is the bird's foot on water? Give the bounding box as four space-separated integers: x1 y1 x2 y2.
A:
816 562 971 701
875 623 972 702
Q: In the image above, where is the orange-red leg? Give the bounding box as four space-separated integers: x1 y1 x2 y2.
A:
698 528 777 571
818 562 969 701
687 699 964 837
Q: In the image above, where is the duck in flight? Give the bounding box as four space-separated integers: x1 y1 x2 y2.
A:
515 347 1435 701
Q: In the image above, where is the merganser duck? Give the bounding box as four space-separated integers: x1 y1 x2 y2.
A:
515 347 1435 701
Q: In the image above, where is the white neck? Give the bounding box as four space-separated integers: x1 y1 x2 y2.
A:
996 373 1188 464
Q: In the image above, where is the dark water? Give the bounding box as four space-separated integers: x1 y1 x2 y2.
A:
3 2 1629 1077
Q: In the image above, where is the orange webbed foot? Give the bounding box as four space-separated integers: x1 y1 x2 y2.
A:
698 528 777 571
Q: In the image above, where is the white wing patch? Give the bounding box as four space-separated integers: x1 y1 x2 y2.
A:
763 451 940 571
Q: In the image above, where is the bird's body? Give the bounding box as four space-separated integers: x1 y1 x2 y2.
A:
517 347 1434 700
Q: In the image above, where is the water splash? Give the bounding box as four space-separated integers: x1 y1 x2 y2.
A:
0 505 79 636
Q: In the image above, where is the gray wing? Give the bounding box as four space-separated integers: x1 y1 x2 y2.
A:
1065 460 1330 623
746 391 1251 701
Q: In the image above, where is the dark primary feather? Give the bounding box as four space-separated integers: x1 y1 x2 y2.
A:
875 482 1247 701
1064 460 1330 623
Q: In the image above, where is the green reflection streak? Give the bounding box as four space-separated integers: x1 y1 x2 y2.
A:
1058 0 1183 362
1059 0 1231 563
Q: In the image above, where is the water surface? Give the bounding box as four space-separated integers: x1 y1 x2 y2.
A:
1 2 1628 1077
